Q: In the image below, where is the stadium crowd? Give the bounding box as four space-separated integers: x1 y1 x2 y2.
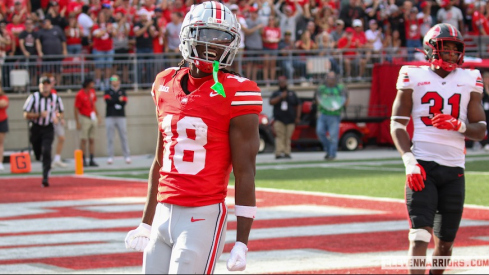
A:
0 0 488 89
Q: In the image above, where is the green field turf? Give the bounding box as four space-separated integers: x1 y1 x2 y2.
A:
99 155 489 207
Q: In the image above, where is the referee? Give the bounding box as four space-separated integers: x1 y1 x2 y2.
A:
23 76 64 187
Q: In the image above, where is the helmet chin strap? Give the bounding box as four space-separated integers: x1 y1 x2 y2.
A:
431 58 457 72
194 60 214 73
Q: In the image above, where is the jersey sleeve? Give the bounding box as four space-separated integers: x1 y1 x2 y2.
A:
229 78 263 119
151 67 178 111
470 69 483 94
396 66 415 90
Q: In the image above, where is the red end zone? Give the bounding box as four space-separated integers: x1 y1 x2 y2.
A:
0 176 488 274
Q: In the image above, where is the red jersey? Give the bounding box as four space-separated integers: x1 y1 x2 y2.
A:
75 88 97 117
352 31 366 46
65 26 82 45
471 11 489 35
262 26 281 50
67 1 84 15
92 23 113 51
153 17 167 53
151 67 262 207
404 18 423 40
6 23 25 47
337 36 360 56
0 95 9 122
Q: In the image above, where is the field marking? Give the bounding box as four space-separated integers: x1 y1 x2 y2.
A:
224 219 489 243
75 172 489 211
253 187 489 210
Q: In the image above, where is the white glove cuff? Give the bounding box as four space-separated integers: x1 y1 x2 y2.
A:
234 241 248 253
458 121 466 133
235 205 257 219
138 223 152 232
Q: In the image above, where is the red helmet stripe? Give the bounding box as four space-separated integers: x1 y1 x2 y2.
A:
215 1 223 20
449 25 456 36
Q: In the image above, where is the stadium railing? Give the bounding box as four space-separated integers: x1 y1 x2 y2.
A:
1 46 486 93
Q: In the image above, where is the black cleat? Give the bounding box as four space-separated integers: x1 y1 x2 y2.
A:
284 154 292 159
42 179 49 187
89 161 99 167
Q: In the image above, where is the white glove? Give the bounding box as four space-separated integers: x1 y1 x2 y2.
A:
226 241 248 271
124 223 152 252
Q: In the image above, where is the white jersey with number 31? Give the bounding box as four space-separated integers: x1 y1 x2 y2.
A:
396 66 483 167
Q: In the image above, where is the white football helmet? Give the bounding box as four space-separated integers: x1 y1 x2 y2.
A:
179 1 241 73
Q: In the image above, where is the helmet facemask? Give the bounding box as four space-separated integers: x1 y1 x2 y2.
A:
426 38 465 72
184 26 238 73
179 2 241 74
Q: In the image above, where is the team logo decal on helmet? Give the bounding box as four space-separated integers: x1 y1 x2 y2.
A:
179 1 241 73
423 23 465 72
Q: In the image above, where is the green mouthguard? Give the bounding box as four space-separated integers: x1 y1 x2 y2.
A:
210 61 226 98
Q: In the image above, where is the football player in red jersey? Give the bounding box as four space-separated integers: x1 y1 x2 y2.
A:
391 23 486 274
124 2 262 274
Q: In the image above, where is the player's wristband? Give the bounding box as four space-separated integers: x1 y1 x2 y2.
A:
402 152 418 168
458 121 466 133
235 205 257 219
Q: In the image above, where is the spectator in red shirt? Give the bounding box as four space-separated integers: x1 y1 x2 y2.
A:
337 27 364 82
6 0 29 23
66 0 84 17
152 7 166 74
74 78 100 167
404 6 422 61
117 0 137 22
471 1 489 35
112 8 133 84
152 7 166 54
0 85 8 171
65 14 83 55
351 19 367 80
1 21 16 89
262 15 281 86
6 14 26 56
92 11 115 90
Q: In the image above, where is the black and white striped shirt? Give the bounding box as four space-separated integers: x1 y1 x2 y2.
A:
23 92 64 126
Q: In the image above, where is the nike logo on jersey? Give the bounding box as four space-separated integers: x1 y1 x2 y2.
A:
458 174 464 177
191 217 205 222
210 91 219 97
158 85 169 92
457 84 465 87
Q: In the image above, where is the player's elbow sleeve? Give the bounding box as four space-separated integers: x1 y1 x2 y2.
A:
390 120 407 134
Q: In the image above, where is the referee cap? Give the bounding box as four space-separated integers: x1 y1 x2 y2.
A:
39 76 51 84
